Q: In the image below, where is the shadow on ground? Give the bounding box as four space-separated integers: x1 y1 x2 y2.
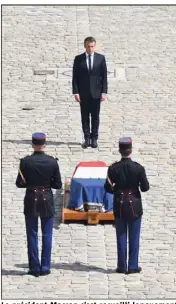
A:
11 261 114 275
2 140 81 146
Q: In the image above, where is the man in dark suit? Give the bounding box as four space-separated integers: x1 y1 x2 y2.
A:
72 36 108 148
104 137 149 274
16 132 62 277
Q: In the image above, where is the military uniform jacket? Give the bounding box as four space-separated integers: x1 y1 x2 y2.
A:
104 158 149 218
16 151 62 217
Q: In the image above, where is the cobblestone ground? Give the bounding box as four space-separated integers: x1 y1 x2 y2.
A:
2 5 176 300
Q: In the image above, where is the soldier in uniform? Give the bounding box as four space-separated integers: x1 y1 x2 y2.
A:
104 137 149 274
16 132 62 277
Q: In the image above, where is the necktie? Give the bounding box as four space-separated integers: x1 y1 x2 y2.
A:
88 54 91 72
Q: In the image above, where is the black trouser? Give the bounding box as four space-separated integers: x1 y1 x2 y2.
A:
80 97 101 140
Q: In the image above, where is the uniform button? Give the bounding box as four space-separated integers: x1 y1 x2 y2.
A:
42 189 44 192
35 198 37 201
34 190 37 192
130 200 132 203
44 198 46 201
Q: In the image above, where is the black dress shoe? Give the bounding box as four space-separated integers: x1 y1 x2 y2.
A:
116 268 127 274
91 138 98 148
40 270 51 276
128 266 142 274
27 270 40 277
82 138 90 148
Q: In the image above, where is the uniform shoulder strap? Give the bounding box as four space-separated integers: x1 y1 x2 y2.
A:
18 159 26 184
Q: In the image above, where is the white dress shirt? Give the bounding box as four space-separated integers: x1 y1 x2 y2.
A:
85 52 94 70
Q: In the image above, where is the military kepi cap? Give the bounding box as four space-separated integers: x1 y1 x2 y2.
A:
32 132 46 145
119 137 132 150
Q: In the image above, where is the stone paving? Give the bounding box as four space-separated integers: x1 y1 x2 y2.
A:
2 5 176 300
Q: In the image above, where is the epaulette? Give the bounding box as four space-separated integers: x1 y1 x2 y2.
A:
134 161 141 166
19 157 24 161
109 161 118 167
21 155 30 161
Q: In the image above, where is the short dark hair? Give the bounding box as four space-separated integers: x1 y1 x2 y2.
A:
84 36 96 45
119 149 132 157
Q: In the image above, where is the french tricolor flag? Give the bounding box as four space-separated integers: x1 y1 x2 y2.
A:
68 161 113 212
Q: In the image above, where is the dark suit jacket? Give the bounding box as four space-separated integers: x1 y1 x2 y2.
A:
104 158 150 218
72 52 108 100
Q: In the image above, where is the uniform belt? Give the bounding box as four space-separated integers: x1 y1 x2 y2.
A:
119 189 135 195
27 186 51 191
